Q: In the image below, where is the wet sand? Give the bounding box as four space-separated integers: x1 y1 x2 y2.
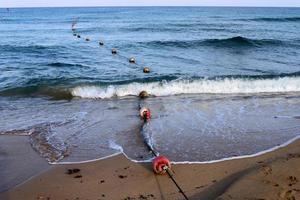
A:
0 135 50 193
1 138 300 200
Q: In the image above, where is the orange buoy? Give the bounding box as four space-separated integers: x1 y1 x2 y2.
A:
140 107 151 120
152 156 171 175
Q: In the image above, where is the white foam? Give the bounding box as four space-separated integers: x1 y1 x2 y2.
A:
71 77 300 99
51 152 122 165
50 140 124 165
50 140 152 165
171 134 300 164
108 140 124 152
52 135 300 165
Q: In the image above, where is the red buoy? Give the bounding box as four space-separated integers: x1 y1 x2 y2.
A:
152 155 171 175
140 107 151 121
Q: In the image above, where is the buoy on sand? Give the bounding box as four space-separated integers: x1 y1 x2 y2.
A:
152 156 171 175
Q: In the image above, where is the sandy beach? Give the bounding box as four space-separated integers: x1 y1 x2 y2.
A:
0 137 299 200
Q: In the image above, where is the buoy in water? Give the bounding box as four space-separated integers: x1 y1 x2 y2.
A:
143 67 150 73
140 107 151 120
99 41 104 46
139 91 149 99
77 35 81 38
111 48 117 54
129 57 136 63
152 156 171 175
85 38 90 41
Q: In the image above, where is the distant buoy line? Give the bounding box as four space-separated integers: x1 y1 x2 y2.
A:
71 19 151 73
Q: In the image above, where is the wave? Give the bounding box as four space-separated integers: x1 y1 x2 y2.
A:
71 76 300 99
29 123 69 163
0 85 73 100
0 44 67 54
203 36 284 47
243 17 300 22
2 74 300 99
1 123 70 162
0 75 179 99
141 36 286 49
47 62 89 68
121 26 183 33
0 18 18 22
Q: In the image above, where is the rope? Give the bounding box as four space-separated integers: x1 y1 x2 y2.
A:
166 169 189 200
139 101 189 200
71 26 189 200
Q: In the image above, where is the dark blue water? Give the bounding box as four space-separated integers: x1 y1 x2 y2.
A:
0 7 300 98
0 7 300 163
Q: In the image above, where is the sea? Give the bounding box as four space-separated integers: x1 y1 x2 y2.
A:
0 7 300 163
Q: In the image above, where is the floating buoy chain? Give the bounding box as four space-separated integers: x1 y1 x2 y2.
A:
71 21 187 199
71 23 150 73
138 100 189 200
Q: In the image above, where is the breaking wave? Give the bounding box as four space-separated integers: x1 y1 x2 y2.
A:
71 76 300 99
1 73 300 99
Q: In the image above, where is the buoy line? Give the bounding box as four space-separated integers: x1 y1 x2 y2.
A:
138 97 189 200
71 21 189 200
71 22 151 73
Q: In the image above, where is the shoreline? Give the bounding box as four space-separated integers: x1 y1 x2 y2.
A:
53 134 300 165
1 137 300 200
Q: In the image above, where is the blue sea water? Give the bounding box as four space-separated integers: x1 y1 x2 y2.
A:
0 7 300 163
0 7 300 98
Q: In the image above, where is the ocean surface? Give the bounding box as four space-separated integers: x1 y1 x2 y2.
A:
0 7 300 163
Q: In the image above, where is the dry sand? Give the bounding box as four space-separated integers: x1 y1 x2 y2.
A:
1 138 300 200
